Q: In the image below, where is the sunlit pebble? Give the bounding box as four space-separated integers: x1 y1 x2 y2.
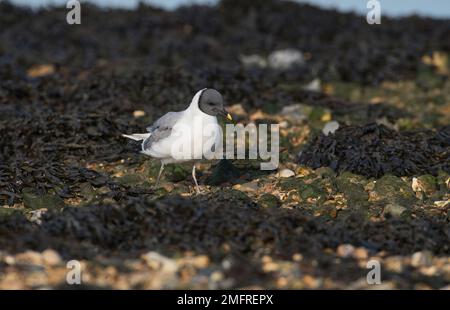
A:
262 261 279 272
279 120 289 128
221 259 232 270
278 169 295 178
26 64 55 78
434 200 450 208
322 121 339 136
336 244 355 258
133 110 146 118
4 255 15 265
210 271 224 282
276 277 288 288
261 255 272 264
292 253 303 262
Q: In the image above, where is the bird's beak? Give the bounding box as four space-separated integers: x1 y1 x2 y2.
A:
219 108 233 121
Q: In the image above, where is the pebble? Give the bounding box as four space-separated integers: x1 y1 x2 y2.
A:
322 121 339 136
336 244 355 258
239 54 267 68
42 249 62 266
268 49 304 69
303 78 321 92
15 250 43 265
384 256 404 273
434 200 450 208
183 255 210 269
141 251 178 274
411 251 433 267
353 247 369 260
29 209 46 225
234 182 259 192
278 169 295 178
133 110 146 118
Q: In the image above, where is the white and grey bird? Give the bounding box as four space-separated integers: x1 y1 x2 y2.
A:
122 88 232 193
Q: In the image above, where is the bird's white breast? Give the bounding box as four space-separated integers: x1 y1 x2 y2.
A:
144 110 220 162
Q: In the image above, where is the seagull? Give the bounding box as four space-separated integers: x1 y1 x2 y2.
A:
122 88 232 193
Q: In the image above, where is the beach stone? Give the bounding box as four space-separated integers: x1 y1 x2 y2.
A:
303 78 321 92
322 121 339 136
236 182 259 192
15 251 43 266
268 49 304 69
337 244 355 258
278 169 295 178
141 251 178 273
411 251 433 267
42 249 62 266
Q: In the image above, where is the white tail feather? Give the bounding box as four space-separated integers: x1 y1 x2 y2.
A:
122 133 150 141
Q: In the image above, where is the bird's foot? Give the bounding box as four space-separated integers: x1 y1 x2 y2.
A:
193 185 202 195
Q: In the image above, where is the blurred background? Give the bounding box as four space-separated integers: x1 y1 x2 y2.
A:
7 0 450 18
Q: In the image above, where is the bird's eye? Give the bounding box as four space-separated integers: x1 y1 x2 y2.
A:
208 102 214 105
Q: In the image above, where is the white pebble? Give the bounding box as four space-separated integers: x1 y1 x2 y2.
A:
278 169 295 178
322 121 339 136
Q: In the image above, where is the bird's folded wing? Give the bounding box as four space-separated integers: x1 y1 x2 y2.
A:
143 111 181 151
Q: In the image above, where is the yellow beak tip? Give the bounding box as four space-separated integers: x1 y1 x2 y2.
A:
226 113 233 121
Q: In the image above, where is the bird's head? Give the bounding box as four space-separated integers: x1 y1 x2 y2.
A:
197 88 232 121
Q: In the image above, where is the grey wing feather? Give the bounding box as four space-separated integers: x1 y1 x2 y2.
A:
142 112 181 151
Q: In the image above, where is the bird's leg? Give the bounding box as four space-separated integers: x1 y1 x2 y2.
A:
154 162 165 189
192 164 201 194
